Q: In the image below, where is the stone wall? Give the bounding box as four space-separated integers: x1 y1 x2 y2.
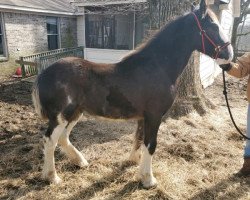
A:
0 12 77 70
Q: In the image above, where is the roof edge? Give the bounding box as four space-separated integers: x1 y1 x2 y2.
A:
73 0 147 7
0 4 76 15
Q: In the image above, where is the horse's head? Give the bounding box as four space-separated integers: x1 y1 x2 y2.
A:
192 0 233 64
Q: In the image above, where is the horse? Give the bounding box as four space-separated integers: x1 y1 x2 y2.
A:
32 0 233 189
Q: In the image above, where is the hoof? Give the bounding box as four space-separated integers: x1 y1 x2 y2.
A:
139 174 157 189
42 171 62 184
142 176 157 189
71 152 89 168
78 159 89 168
72 157 89 168
51 175 62 184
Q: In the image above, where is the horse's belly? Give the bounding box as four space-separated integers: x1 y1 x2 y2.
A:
102 104 140 119
83 86 141 119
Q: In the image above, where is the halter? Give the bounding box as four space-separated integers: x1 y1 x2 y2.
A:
191 12 230 59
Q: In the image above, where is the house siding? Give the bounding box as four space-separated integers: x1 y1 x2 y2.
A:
84 48 130 63
0 12 77 68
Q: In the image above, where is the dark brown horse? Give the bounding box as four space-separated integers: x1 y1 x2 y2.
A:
32 0 233 188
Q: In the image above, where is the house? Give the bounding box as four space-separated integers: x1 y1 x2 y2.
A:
72 0 240 88
0 0 241 88
73 0 148 64
0 0 78 68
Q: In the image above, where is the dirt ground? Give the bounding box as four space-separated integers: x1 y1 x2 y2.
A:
0 74 250 200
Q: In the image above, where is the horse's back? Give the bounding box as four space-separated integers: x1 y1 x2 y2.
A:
33 57 118 120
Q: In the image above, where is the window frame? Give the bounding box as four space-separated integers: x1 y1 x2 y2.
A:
85 11 147 51
0 12 8 60
46 16 61 50
85 15 116 49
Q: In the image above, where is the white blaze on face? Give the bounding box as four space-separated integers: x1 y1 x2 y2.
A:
207 10 234 64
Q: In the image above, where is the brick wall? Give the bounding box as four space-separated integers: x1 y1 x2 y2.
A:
0 12 77 69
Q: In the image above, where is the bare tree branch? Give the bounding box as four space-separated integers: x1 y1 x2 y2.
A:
237 31 250 36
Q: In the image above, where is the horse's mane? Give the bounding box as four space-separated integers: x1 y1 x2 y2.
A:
120 7 217 64
119 13 189 63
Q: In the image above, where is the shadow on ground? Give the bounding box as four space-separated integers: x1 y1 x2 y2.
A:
0 80 33 106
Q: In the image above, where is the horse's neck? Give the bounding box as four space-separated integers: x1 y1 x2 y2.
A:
146 17 196 83
118 14 196 83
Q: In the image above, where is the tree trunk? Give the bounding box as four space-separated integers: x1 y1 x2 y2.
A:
231 17 242 61
167 52 214 119
147 1 214 119
230 0 250 60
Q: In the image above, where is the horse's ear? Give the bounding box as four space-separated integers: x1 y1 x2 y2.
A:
199 0 207 18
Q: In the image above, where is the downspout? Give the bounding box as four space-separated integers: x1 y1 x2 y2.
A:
132 7 136 49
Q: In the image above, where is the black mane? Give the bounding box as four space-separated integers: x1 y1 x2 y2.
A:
118 12 196 82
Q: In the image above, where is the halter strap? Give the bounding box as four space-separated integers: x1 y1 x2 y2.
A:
191 12 230 59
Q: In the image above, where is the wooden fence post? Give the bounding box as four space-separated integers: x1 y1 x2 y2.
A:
20 56 26 78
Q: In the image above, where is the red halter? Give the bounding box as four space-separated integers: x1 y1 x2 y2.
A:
191 12 230 59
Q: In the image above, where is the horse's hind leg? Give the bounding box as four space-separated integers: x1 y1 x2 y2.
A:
58 114 88 167
129 119 144 164
42 114 67 184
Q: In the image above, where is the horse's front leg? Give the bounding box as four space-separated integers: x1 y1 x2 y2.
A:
139 113 161 189
129 119 144 164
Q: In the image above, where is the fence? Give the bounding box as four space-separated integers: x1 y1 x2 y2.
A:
16 46 84 78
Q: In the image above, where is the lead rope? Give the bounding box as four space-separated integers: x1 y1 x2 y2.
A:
222 68 250 140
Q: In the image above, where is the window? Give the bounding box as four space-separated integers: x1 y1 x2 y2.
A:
47 17 59 50
0 13 6 58
85 13 147 50
86 15 116 49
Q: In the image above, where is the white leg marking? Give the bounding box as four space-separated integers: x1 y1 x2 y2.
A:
139 145 157 188
42 114 67 184
58 114 89 167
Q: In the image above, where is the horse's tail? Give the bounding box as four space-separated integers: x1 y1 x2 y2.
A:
32 79 47 119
